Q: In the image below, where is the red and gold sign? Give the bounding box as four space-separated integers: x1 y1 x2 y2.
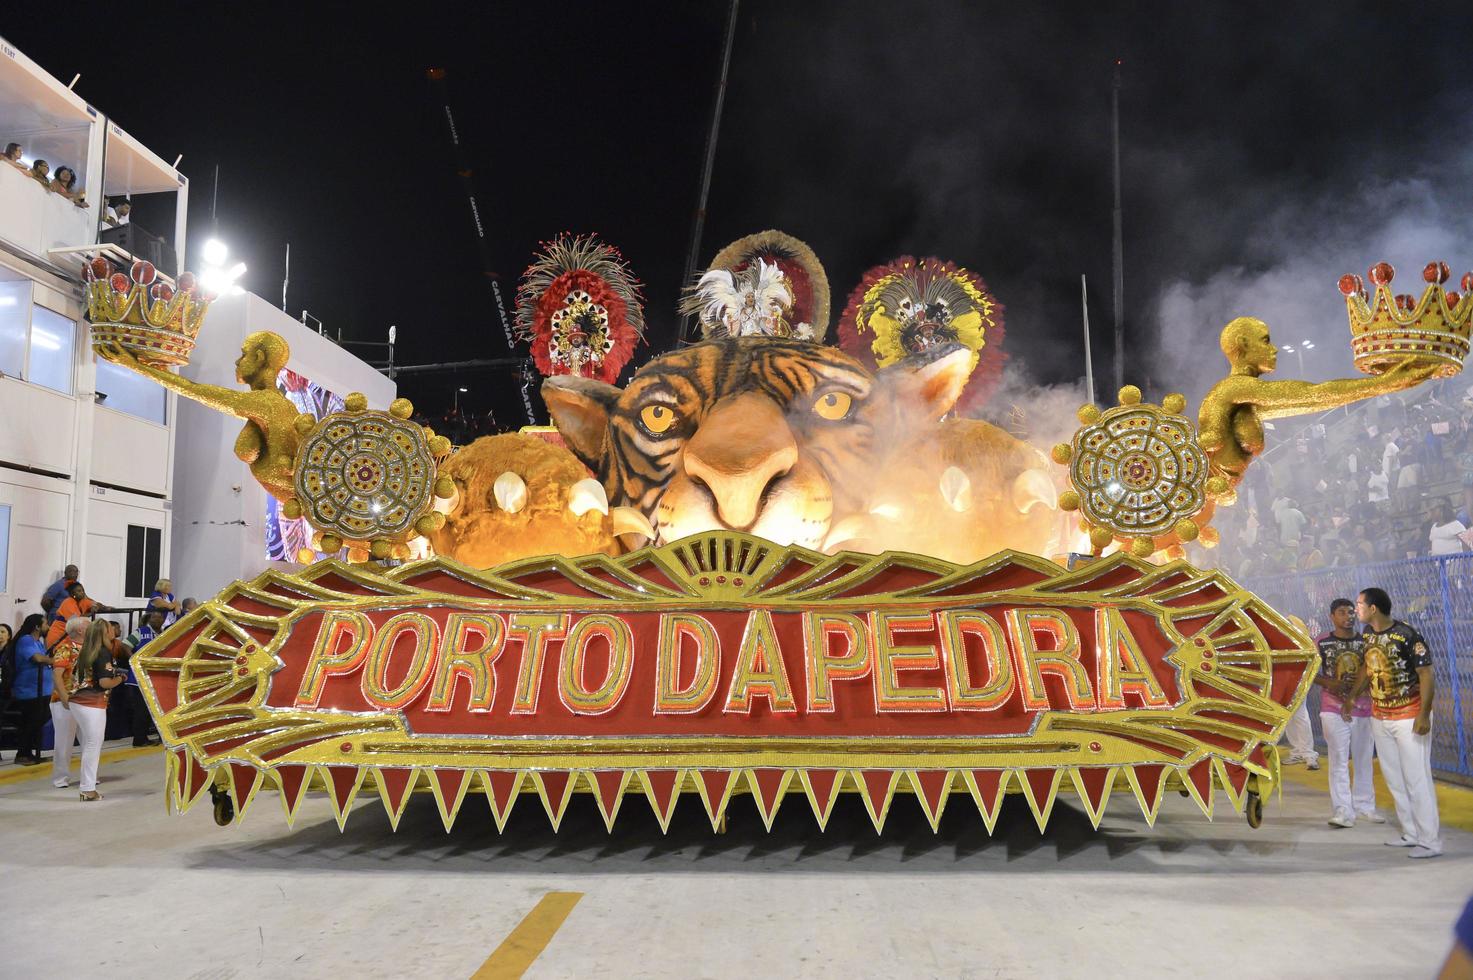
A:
138 532 1313 832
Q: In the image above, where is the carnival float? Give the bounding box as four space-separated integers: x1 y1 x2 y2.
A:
83 241 1469 833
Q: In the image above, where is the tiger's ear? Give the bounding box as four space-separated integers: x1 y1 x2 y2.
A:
541 375 621 471
878 346 975 421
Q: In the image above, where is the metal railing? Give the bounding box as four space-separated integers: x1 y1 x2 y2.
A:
1247 554 1473 780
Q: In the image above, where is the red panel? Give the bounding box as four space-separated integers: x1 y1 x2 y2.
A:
970 770 1007 816
1074 766 1112 813
376 767 417 813
912 770 951 816
591 769 627 816
749 768 788 820
1132 764 1166 811
537 770 573 812
484 770 522 814
641 769 680 820
803 769 840 812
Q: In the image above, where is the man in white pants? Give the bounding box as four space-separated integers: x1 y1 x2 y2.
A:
1281 700 1320 769
1315 598 1380 827
1346 587 1441 858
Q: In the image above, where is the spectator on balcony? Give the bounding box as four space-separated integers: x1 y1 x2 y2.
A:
48 166 88 207
1428 500 1466 556
41 564 79 614
181 597 198 616
45 582 119 648
3 143 25 170
148 579 181 626
26 159 51 187
104 198 131 227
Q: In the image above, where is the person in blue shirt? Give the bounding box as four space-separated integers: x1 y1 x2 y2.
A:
10 614 51 765
40 565 78 614
148 578 182 628
121 607 166 746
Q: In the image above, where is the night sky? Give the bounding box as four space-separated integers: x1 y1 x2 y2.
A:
8 1 1472 425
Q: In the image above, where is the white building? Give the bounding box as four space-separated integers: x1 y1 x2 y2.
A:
0 35 392 622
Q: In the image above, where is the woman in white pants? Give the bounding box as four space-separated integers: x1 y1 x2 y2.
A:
48 616 89 789
67 620 124 801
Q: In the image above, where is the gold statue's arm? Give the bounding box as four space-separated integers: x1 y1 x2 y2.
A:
1222 361 1436 421
101 344 261 422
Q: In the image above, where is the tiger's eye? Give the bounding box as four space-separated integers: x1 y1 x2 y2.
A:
813 391 852 420
640 404 677 434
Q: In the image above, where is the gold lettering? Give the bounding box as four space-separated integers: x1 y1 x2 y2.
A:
296 610 373 707
870 611 946 711
1095 608 1169 709
724 610 796 713
559 614 634 714
805 612 871 712
656 613 720 714
1008 608 1094 711
939 609 1015 711
361 612 437 708
427 613 506 712
508 612 569 714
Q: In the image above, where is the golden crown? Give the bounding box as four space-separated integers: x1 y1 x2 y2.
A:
84 257 212 367
1341 261 1471 379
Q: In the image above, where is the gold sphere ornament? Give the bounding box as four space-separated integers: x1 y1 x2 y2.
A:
1051 443 1073 464
1089 526 1114 550
1162 392 1187 415
344 392 368 413
1174 518 1200 542
1077 404 1102 424
370 539 392 560
282 497 303 520
1058 489 1080 512
1129 537 1154 558
294 413 316 436
389 397 414 420
428 435 452 456
1205 475 1230 496
1118 385 1143 406
434 476 457 499
295 547 316 564
319 533 343 553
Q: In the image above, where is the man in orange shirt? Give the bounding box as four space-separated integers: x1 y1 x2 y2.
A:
44 582 118 648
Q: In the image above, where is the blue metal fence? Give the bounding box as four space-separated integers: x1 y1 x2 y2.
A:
1248 555 1473 780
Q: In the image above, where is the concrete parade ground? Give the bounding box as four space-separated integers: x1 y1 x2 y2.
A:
1 743 1469 979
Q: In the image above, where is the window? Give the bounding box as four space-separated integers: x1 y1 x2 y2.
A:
96 358 166 424
125 524 161 599
0 281 29 379
28 306 75 395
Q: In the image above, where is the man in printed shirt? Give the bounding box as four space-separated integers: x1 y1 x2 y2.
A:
1315 598 1382 828
1345 587 1441 858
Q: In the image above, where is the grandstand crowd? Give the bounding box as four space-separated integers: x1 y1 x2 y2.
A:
1212 375 1473 580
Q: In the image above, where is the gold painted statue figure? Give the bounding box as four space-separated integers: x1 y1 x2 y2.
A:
1197 316 1436 486
101 332 301 502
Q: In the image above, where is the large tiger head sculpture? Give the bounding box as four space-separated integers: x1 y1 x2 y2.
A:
542 337 1007 552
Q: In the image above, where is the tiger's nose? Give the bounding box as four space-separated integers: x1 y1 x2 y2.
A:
682 393 798 530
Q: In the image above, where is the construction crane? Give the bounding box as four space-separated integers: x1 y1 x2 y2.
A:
424 67 536 425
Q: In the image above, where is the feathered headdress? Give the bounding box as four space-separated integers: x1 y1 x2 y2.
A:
837 256 1006 414
680 230 830 341
515 234 645 383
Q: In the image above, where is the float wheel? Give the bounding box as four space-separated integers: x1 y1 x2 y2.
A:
211 785 236 826
1244 791 1263 829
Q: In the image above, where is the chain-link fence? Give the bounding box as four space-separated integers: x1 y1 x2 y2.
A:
1248 555 1473 780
